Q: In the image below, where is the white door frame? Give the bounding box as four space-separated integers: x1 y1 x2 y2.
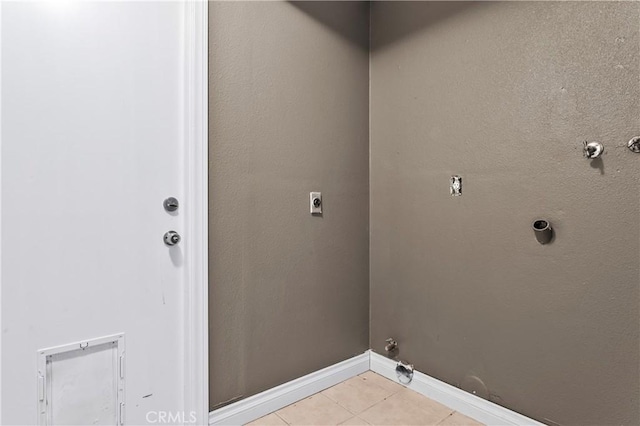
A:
184 1 209 424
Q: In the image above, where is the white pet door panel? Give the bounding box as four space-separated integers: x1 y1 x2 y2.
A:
37 334 125 426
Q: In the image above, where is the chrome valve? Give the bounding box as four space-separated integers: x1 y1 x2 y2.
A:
583 141 604 159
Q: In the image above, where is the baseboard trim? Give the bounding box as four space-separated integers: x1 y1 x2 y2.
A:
369 352 544 426
209 351 543 426
209 352 370 425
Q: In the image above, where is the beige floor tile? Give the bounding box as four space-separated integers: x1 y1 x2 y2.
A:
322 376 396 415
339 416 371 425
398 387 458 414
437 412 483 426
276 393 353 426
245 413 288 426
357 372 404 394
358 390 454 426
400 388 459 421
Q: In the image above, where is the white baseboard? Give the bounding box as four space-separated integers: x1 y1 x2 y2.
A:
209 352 370 425
209 351 543 426
369 352 544 426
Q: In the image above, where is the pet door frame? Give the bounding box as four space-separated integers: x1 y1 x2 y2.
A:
37 333 125 426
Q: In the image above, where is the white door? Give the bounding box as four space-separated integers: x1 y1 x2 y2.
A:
2 2 187 423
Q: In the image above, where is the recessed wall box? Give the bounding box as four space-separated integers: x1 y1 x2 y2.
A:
310 192 322 214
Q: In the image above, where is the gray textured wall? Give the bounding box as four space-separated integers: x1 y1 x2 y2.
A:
208 1 370 410
370 2 640 425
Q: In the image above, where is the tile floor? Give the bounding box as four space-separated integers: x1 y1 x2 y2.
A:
246 371 484 426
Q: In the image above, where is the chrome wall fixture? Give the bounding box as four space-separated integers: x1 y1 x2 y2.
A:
395 361 414 385
384 338 413 384
628 136 640 153
384 338 398 353
583 141 604 159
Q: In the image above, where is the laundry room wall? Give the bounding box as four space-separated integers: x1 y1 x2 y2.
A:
370 2 640 424
208 1 370 410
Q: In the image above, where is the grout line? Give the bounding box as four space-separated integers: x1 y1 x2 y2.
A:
355 416 371 426
358 374 399 395
331 372 412 418
273 411 290 425
319 391 364 417
435 411 456 426
362 371 404 397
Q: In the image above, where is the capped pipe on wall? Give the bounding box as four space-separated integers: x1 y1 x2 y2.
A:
533 220 553 245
